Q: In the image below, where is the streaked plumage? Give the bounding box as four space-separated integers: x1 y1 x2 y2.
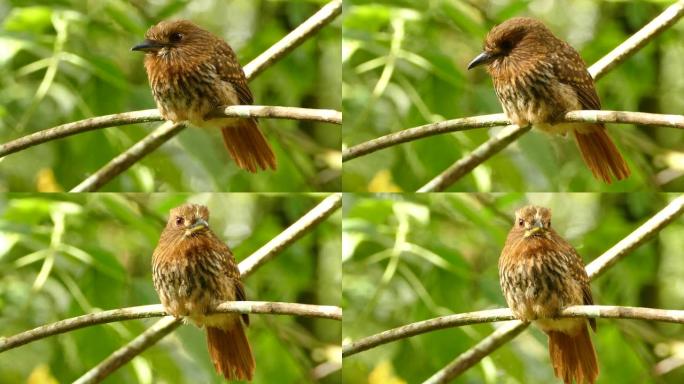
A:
468 17 629 183
133 20 276 172
152 203 255 381
499 205 598 384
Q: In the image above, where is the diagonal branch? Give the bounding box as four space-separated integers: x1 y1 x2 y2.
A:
342 110 684 162
417 124 531 192
422 194 684 383
71 192 342 382
590 0 684 80
240 193 342 277
70 121 185 192
1 106 342 159
73 317 181 384
68 0 342 192
0 301 342 353
244 0 342 79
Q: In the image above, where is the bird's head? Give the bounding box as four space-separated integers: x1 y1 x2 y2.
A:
132 19 211 58
513 205 553 239
468 17 553 70
166 203 212 238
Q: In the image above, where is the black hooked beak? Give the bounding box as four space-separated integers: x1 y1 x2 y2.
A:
525 218 545 237
131 39 165 52
186 218 209 235
467 51 495 70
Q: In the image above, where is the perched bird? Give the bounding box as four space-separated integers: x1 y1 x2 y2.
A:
152 203 255 381
499 205 598 384
468 17 630 184
132 20 276 173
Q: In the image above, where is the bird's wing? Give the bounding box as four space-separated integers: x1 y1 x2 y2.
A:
214 41 254 105
554 42 602 110
216 239 250 325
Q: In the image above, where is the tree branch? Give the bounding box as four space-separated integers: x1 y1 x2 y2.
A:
417 124 531 192
422 195 684 383
0 301 342 354
70 192 341 381
343 305 684 358
343 111 684 162
0 106 341 159
240 193 342 277
70 121 185 192
73 317 181 384
67 0 342 192
243 0 342 79
589 0 684 80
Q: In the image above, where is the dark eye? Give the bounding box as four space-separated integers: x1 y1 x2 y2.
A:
175 216 184 226
518 219 524 227
499 39 513 51
170 32 183 43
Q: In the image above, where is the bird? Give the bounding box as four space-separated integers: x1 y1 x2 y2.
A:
132 20 276 173
152 203 255 381
499 205 598 384
468 17 630 184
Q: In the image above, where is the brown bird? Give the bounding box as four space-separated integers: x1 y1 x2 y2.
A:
152 203 255 381
499 205 598 384
468 17 630 184
132 20 276 173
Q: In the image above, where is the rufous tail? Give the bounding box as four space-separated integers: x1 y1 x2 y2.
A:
206 325 255 381
573 126 630 184
547 326 599 384
221 119 276 173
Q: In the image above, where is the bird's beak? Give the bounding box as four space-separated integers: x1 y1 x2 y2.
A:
131 39 165 52
186 218 209 235
524 219 545 238
467 51 494 70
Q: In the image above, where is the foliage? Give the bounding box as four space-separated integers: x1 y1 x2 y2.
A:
0 193 342 383
0 0 341 192
342 193 684 383
342 0 684 192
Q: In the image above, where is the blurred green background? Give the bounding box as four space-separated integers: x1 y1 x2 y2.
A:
342 0 684 192
0 193 341 383
0 0 341 192
342 193 684 383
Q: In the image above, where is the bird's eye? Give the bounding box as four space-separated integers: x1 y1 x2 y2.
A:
499 40 513 51
169 32 183 43
175 216 184 226
518 219 524 227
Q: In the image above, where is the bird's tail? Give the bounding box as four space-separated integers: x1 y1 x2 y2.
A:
573 126 630 183
547 326 599 384
206 324 255 381
221 119 276 173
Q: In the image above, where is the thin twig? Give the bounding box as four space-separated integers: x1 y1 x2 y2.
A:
1 106 341 159
343 305 684 358
0 301 342 353
72 192 341 382
342 114 509 161
589 0 684 80
240 193 342 277
343 110 684 162
70 121 186 192
73 317 182 384
587 194 684 279
411 0 684 192
418 125 531 192
244 0 342 78
422 195 684 383
70 0 342 191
